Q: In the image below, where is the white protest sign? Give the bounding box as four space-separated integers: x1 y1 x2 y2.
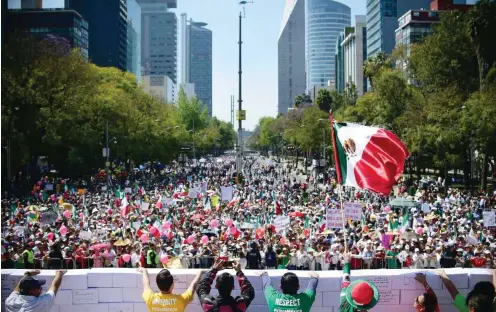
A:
483 211 496 227
221 186 233 202
326 209 343 228
132 221 141 230
188 189 199 199
79 230 92 240
201 182 208 193
344 202 362 221
124 187 132 194
162 198 175 207
44 184 54 191
422 203 430 213
141 202 150 211
273 216 290 233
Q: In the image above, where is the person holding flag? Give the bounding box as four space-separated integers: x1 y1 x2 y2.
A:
339 251 380 311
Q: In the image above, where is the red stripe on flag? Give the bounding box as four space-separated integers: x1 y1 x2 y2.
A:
354 128 409 195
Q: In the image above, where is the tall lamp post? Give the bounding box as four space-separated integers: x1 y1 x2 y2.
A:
236 0 253 183
317 118 328 174
105 120 117 199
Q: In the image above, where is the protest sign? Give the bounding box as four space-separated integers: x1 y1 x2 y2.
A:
44 184 54 191
326 203 363 228
483 211 496 227
79 230 92 240
344 203 362 221
141 202 150 211
326 209 343 228
273 216 290 233
221 186 233 202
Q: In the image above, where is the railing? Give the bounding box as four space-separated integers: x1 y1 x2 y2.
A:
3 255 474 270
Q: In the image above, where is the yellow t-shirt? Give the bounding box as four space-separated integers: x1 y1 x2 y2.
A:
142 289 194 312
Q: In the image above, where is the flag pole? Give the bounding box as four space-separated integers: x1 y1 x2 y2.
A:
329 110 347 251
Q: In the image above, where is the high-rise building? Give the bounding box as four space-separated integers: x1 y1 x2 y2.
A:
306 0 351 93
66 0 128 71
342 15 367 96
5 8 89 59
181 14 213 116
278 0 306 114
366 0 431 58
127 0 141 83
335 32 345 93
138 0 177 84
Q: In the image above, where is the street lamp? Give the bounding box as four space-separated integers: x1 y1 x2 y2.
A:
105 120 117 199
236 0 253 184
317 118 328 174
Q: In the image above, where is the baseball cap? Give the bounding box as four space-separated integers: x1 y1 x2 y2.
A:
20 277 46 291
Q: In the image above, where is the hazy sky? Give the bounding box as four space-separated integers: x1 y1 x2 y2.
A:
10 0 367 129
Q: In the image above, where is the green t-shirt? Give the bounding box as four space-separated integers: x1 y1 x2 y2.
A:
386 251 400 269
454 293 496 312
454 293 468 312
264 283 316 312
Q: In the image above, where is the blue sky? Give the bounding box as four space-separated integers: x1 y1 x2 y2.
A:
10 0 367 129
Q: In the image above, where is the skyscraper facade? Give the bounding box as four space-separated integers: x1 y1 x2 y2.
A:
366 0 431 58
306 0 351 92
335 32 345 93
181 14 213 116
139 0 177 83
5 8 89 58
342 15 367 96
66 0 128 71
127 0 141 82
278 0 306 114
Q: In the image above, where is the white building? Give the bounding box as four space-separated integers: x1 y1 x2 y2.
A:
278 0 306 114
341 15 367 96
181 82 196 99
142 75 176 104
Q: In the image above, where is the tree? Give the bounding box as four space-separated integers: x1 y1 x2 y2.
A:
315 89 333 112
409 11 479 98
344 82 358 105
363 52 391 89
294 94 312 108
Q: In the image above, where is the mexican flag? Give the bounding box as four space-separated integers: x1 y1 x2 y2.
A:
331 118 409 195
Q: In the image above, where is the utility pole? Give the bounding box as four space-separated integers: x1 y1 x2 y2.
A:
193 118 196 161
236 1 252 183
105 119 110 199
231 95 235 149
236 10 243 179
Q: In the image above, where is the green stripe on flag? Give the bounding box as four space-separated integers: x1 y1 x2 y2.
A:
333 122 348 183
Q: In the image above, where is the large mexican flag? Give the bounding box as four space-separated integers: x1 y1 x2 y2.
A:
332 121 409 195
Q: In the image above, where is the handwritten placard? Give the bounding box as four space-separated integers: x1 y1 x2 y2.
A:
273 216 290 233
344 202 363 221
326 209 344 228
72 289 98 304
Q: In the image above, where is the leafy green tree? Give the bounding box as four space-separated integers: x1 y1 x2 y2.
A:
315 89 333 112
363 52 391 89
294 94 312 108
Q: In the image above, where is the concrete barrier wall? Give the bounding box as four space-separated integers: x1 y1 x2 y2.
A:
1 268 492 312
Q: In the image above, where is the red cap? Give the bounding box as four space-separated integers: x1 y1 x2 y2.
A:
351 282 374 305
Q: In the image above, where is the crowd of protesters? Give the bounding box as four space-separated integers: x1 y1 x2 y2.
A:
2 155 496 273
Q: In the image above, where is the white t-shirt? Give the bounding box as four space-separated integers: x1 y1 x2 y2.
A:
5 290 55 312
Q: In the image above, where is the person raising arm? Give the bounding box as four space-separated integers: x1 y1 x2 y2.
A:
5 269 67 312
